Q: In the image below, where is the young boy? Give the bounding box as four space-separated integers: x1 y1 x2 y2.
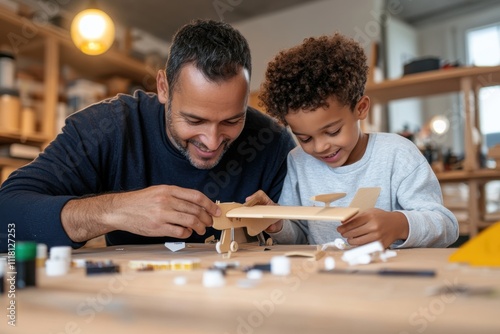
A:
251 33 459 248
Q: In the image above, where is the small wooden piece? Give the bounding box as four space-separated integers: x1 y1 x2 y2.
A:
214 202 254 254
310 193 346 207
284 250 326 261
348 187 381 212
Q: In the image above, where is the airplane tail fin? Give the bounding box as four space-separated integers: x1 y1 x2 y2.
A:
349 187 381 212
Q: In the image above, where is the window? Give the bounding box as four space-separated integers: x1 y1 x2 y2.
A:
467 24 500 212
467 25 500 66
466 24 500 145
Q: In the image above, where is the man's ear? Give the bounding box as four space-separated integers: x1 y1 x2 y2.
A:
157 70 169 104
355 95 370 121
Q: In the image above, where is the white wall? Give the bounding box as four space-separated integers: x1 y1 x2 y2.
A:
385 16 422 134
235 0 383 91
418 3 500 64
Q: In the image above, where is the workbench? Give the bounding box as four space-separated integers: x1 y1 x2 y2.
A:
2 243 499 333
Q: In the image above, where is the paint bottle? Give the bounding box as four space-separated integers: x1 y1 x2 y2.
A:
0 88 21 132
15 241 37 288
20 105 36 135
36 243 47 268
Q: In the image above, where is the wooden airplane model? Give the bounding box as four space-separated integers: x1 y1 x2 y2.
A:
212 187 381 254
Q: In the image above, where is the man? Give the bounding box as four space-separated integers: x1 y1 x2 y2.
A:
0 20 296 251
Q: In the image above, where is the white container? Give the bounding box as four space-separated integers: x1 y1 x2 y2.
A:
202 269 225 288
270 256 291 276
49 245 72 261
45 259 69 276
0 52 15 89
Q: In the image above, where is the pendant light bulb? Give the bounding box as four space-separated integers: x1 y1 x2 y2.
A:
71 8 115 56
430 115 450 136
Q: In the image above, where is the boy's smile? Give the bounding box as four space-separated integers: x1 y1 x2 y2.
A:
286 96 370 167
320 148 342 164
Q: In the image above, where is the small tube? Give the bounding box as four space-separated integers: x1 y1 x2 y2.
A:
15 241 37 288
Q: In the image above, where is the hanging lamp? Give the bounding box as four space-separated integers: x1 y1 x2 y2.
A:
70 1 115 56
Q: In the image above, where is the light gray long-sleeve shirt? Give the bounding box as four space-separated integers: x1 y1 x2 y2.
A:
270 132 459 248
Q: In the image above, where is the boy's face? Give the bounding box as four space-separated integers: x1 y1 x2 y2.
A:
157 64 249 169
286 96 370 167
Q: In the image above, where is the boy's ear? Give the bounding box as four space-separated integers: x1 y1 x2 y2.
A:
157 70 169 104
355 95 370 120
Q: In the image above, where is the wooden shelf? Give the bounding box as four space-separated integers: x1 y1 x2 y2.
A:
366 66 500 103
436 169 500 182
0 131 49 145
0 9 154 85
0 8 156 176
0 156 31 168
437 168 500 235
366 65 500 172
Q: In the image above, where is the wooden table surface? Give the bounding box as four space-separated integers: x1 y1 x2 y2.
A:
2 243 500 334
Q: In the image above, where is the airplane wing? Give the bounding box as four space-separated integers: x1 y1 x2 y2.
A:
212 187 381 237
226 205 358 221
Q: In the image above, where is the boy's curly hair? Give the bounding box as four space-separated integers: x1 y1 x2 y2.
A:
259 33 368 124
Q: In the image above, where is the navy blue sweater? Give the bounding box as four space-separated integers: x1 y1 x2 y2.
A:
0 91 295 251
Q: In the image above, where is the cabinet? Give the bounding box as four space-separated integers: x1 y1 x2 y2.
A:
365 66 500 236
0 8 155 183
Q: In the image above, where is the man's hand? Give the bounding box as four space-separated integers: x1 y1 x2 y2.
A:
244 190 283 233
61 185 221 242
336 208 409 248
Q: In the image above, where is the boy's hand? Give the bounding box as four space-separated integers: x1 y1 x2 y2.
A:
244 190 283 233
336 209 409 248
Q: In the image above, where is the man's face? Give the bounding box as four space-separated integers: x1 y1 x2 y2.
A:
161 64 249 169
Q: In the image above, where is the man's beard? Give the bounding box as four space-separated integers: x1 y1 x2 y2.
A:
177 137 231 169
166 108 231 169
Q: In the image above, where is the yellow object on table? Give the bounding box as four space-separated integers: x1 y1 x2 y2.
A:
449 222 500 266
